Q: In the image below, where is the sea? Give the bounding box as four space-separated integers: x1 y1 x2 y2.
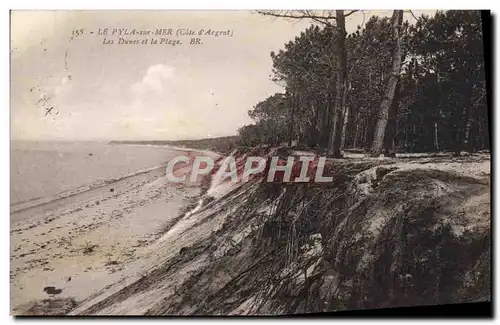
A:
10 140 179 206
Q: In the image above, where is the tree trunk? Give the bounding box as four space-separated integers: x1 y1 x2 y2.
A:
340 103 350 150
363 116 370 150
383 102 398 157
434 122 440 152
312 98 320 147
370 10 403 157
288 92 295 147
353 113 361 149
454 81 473 156
455 105 470 156
384 84 400 157
328 10 347 158
322 92 333 148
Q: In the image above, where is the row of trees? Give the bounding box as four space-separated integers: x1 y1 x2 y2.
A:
238 10 489 156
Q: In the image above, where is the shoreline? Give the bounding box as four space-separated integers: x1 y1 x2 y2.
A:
10 148 220 314
11 164 168 216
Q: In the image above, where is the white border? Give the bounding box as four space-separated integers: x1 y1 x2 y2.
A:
4 1 500 10
2 1 498 324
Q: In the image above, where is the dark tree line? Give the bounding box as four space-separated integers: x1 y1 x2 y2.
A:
238 10 489 156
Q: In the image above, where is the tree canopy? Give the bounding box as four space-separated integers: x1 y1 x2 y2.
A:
239 10 488 155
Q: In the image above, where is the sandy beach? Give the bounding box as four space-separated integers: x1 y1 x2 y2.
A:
10 144 219 313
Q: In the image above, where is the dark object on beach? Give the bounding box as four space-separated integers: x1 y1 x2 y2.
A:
66 276 71 282
88 153 93 156
95 201 100 205
43 286 63 297
110 188 114 193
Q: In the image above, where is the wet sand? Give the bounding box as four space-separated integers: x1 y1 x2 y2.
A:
10 147 219 313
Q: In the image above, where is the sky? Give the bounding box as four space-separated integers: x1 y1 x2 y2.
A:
10 10 437 141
